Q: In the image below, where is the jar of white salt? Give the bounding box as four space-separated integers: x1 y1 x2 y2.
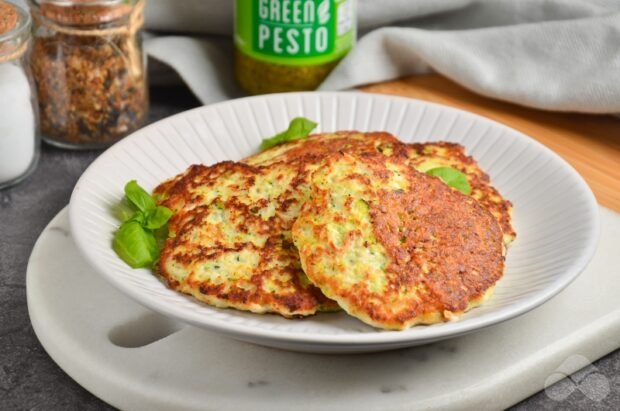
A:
0 0 39 189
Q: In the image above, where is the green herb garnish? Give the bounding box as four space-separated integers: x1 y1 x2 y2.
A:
426 167 472 195
144 206 174 230
260 117 318 150
124 180 155 213
113 180 172 268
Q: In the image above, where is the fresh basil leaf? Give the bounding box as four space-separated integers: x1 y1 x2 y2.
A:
426 167 472 195
260 117 318 150
113 198 135 222
145 206 173 230
113 221 159 268
124 180 156 213
128 210 146 225
113 180 173 269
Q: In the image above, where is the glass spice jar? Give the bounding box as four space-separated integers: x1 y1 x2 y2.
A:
0 0 40 189
234 0 357 95
29 0 148 149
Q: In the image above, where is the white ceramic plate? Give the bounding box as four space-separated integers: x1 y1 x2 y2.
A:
69 92 599 353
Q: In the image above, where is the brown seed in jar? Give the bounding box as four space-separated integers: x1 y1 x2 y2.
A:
0 1 18 35
30 3 147 147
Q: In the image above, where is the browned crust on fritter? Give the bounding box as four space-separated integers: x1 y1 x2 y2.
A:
293 153 505 329
154 161 338 317
369 168 503 315
406 142 516 244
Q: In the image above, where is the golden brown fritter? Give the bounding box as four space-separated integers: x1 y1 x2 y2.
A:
154 161 338 317
292 152 505 330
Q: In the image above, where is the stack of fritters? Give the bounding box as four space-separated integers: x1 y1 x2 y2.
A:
154 132 514 329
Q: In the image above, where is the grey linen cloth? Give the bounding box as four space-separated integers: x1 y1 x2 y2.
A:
14 0 620 112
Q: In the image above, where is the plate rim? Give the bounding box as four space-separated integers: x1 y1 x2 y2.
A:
69 91 600 346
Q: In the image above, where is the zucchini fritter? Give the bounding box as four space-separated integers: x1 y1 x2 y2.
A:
292 152 505 330
154 161 338 317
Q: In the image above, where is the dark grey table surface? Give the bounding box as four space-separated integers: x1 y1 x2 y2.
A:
1 86 618 410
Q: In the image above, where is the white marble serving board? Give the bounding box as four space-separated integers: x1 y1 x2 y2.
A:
27 207 620 411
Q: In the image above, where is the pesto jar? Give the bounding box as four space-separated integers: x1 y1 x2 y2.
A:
235 0 357 95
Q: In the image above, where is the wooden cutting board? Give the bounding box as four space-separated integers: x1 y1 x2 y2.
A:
361 74 620 211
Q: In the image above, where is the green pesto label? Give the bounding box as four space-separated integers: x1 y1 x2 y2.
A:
235 0 356 66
